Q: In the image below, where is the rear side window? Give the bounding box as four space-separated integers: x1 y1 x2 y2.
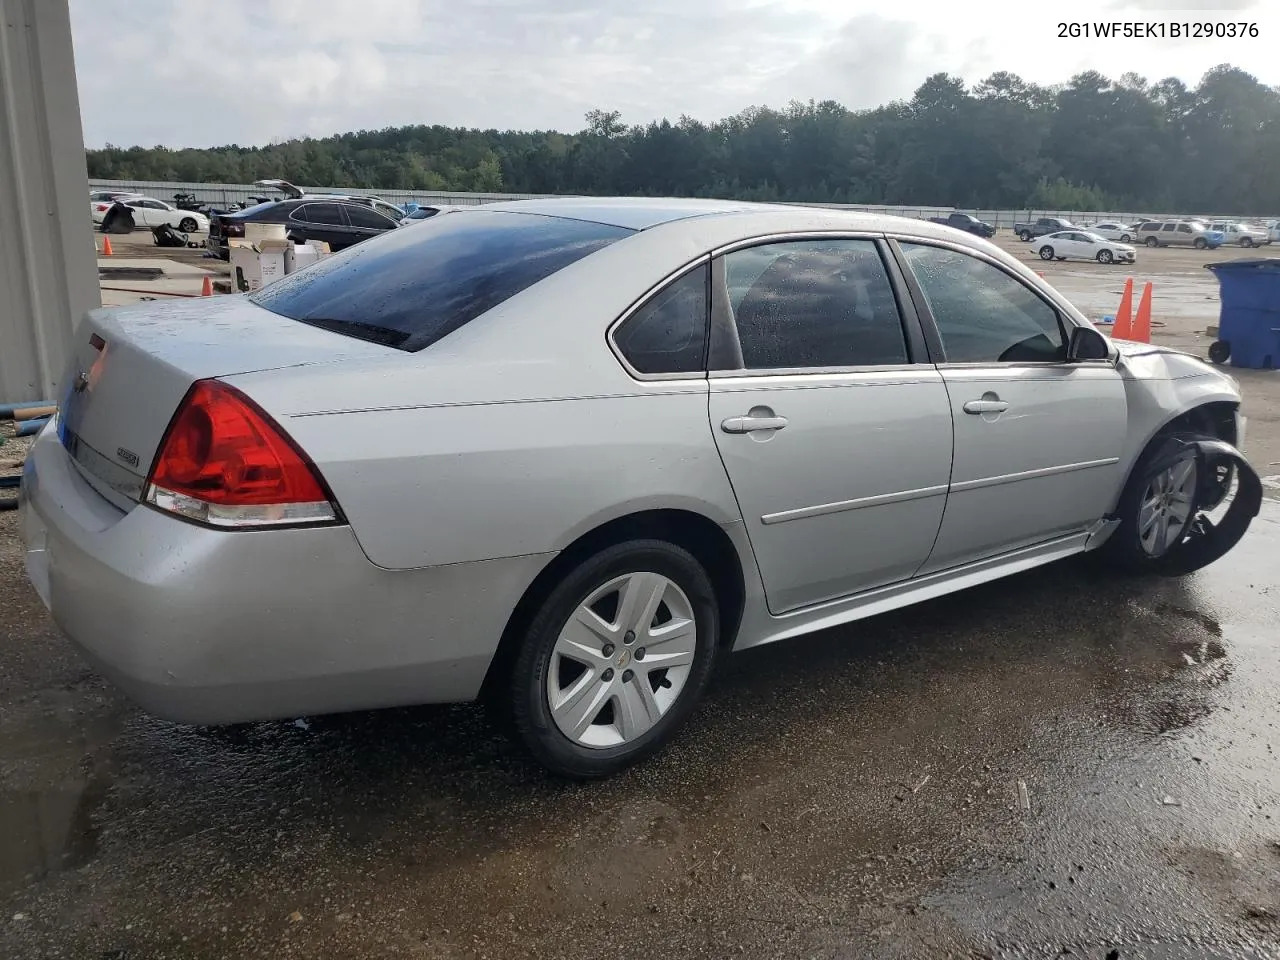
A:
251 210 632 351
346 205 398 229
613 264 708 375
718 239 909 370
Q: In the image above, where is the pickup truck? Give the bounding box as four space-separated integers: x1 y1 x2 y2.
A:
927 211 996 238
1013 217 1077 241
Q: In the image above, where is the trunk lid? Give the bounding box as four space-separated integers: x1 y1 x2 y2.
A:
56 296 392 511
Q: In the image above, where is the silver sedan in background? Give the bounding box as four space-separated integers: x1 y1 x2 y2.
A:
21 198 1257 777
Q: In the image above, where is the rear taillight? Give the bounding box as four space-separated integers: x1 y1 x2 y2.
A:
95 203 109 211
223 222 245 238
145 380 339 528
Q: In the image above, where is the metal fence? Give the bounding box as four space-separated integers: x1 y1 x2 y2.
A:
86 178 1270 230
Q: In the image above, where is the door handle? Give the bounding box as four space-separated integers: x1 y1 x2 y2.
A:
721 415 789 434
962 399 1009 415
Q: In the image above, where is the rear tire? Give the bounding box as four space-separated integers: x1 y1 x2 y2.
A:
1208 339 1231 364
1019 230 1032 242
507 540 719 779
1100 431 1219 575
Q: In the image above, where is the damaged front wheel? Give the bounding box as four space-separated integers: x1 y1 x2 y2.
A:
1101 431 1262 575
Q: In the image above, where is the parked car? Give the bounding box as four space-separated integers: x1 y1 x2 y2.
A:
1086 222 1138 243
1267 220 1280 244
253 178 406 223
92 196 209 233
1134 220 1224 249
1036 230 1136 264
207 197 401 259
401 204 467 224
1013 217 1078 241
1205 222 1271 247
21 198 1257 778
926 211 996 238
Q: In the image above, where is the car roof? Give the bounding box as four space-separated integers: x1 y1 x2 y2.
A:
472 196 797 231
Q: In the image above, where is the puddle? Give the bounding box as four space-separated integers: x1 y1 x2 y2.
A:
0 775 109 894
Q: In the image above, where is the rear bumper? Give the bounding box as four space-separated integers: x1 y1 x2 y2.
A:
19 424 550 724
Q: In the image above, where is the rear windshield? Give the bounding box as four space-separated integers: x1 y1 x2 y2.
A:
249 210 633 351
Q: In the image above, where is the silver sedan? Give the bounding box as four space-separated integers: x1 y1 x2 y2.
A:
20 198 1258 777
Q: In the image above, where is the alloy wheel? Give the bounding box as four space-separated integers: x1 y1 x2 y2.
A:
1139 457 1197 557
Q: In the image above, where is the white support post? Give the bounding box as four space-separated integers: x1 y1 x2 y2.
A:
0 0 99 403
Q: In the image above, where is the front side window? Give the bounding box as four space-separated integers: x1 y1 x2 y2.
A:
613 264 708 375
899 243 1067 364
251 210 631 351
716 239 909 371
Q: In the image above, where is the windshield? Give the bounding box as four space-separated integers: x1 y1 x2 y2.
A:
249 210 632 351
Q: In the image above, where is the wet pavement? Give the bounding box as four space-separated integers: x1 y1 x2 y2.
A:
2 501 1279 959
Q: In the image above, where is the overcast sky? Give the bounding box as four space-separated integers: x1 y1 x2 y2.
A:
71 0 1277 148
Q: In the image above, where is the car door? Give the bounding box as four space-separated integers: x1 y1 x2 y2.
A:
344 203 400 243
893 240 1127 574
1045 232 1079 259
1055 232 1084 258
1070 232 1098 259
122 199 153 226
289 202 351 249
151 201 178 227
705 237 954 614
143 199 172 226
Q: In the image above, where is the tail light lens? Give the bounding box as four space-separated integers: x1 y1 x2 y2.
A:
95 204 109 211
145 380 339 528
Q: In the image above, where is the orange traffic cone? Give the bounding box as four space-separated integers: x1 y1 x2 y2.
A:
1130 282 1153 343
201 275 213 297
1112 277 1134 339
101 236 113 256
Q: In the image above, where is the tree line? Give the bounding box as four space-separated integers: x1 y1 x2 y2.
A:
85 66 1280 214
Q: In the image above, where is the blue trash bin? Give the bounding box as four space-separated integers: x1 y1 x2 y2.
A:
1205 258 1280 369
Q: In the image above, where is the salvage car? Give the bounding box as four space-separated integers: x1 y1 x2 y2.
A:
1135 220 1224 249
1085 221 1138 243
1205 222 1271 247
91 195 208 233
926 211 996 238
1036 230 1136 264
207 197 401 258
20 198 1260 778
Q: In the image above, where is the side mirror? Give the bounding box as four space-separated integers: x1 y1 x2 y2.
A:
1067 325 1112 362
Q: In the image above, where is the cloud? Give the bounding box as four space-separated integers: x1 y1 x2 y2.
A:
769 15 924 110
69 0 1280 148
